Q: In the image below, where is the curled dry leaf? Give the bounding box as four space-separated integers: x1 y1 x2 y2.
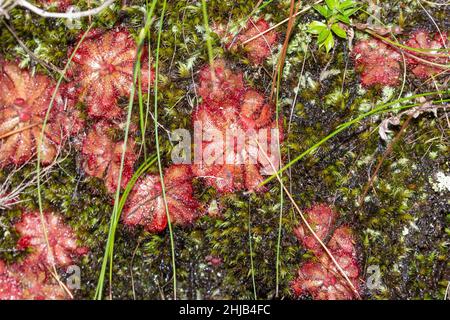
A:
379 97 444 141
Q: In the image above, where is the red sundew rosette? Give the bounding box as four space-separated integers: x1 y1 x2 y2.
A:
352 38 402 87
68 28 154 119
38 0 74 11
0 61 82 168
81 121 137 193
214 19 278 65
1 261 69 300
197 59 245 106
122 165 199 233
192 100 245 193
292 204 361 300
15 211 88 268
11 263 67 300
236 19 278 65
0 260 23 300
192 61 283 193
293 204 337 255
404 30 449 78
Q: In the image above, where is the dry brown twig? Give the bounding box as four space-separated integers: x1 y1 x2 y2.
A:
2 21 66 77
359 114 414 208
270 0 301 101
360 100 449 207
0 137 71 209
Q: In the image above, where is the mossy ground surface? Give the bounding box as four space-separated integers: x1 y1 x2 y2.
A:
0 0 448 299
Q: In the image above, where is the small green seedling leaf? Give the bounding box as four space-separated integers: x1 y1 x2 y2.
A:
339 0 356 10
325 0 338 10
336 14 351 24
324 32 335 53
308 21 327 34
310 0 358 53
318 28 331 45
344 6 360 17
331 23 347 38
314 5 332 18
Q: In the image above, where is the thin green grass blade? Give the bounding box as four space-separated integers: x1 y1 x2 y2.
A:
201 0 214 66
34 23 94 296
138 71 147 159
274 55 284 299
359 9 450 55
260 89 450 187
94 0 158 299
152 0 177 300
248 199 257 300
